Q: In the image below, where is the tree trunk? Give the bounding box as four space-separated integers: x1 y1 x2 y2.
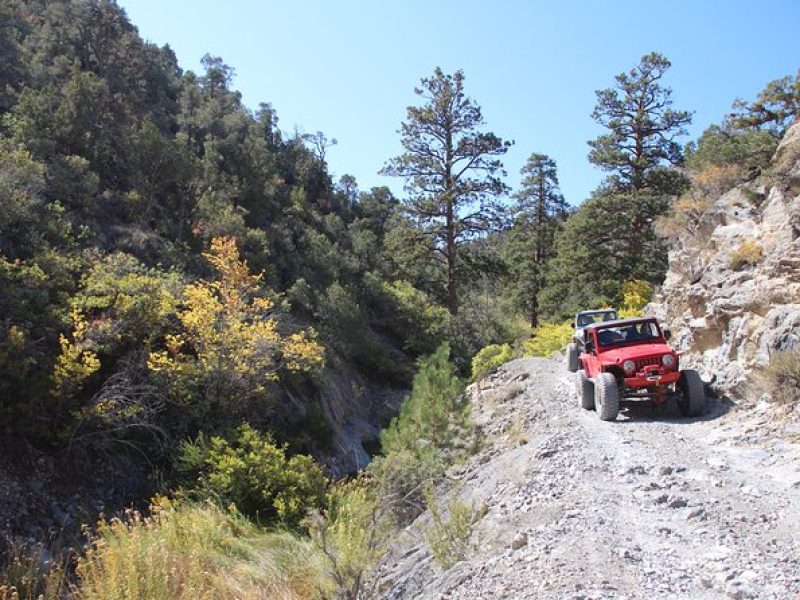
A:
446 197 458 315
530 294 539 329
445 125 458 315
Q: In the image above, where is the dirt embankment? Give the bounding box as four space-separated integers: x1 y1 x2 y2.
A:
374 358 800 599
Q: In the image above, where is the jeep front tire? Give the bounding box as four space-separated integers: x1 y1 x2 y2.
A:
594 372 620 421
566 343 579 372
677 369 705 417
576 370 594 410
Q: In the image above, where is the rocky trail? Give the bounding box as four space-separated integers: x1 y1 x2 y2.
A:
375 358 800 599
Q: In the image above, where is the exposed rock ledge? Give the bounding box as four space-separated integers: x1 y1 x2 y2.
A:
648 119 800 400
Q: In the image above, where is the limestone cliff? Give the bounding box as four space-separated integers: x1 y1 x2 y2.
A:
648 119 800 400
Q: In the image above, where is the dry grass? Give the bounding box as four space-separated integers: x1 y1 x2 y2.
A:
766 349 800 406
74 498 328 600
423 489 480 570
503 417 529 447
0 541 69 600
729 240 764 270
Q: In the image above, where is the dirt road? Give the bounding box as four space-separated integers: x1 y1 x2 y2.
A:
376 358 800 599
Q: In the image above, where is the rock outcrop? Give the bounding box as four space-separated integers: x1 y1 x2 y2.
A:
648 119 800 400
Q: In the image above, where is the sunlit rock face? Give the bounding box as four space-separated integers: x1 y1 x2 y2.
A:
648 119 800 399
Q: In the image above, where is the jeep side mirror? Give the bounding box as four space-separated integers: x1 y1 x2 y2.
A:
663 328 672 341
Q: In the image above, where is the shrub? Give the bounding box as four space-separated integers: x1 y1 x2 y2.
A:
423 488 479 569
317 281 409 384
619 279 654 318
378 343 473 522
306 477 390 600
380 280 451 356
470 343 513 382
729 240 763 270
368 449 445 523
177 424 327 528
655 190 715 237
75 498 327 600
766 349 800 405
524 321 573 357
148 237 324 424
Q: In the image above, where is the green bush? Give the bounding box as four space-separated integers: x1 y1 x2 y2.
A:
524 321 573 357
423 488 478 569
470 343 513 381
76 498 327 600
177 424 327 528
377 343 473 522
306 477 390 600
381 279 451 356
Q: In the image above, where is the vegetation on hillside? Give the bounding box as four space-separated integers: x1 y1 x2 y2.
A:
0 0 795 596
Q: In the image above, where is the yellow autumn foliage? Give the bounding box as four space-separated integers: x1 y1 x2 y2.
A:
619 279 654 317
148 237 324 408
51 308 101 399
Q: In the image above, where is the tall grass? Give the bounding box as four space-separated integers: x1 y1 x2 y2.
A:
75 498 329 600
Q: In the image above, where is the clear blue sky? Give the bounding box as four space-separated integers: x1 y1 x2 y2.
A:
119 0 799 207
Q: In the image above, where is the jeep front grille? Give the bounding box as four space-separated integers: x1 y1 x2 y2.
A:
635 356 662 371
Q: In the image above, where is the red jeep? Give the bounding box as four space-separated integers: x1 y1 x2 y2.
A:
567 317 705 421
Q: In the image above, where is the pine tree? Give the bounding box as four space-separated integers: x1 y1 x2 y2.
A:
588 52 692 194
505 153 568 327
382 68 511 314
729 70 800 135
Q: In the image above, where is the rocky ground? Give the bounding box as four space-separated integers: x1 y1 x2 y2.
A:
374 358 800 599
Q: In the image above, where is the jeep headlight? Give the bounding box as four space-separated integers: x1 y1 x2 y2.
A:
662 354 675 368
623 359 635 374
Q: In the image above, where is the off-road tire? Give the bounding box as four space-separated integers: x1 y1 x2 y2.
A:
594 372 620 421
576 369 595 410
566 343 579 372
677 369 705 417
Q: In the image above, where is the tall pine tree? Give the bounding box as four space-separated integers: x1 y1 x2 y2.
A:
382 67 511 314
588 52 691 195
505 153 568 327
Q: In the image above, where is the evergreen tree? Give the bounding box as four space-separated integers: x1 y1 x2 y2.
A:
588 52 692 194
505 153 568 328
540 191 669 319
729 70 800 135
382 68 511 314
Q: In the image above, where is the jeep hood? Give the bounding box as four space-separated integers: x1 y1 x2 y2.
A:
599 343 673 363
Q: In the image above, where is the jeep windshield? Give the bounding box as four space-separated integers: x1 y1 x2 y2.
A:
595 321 661 347
576 310 618 328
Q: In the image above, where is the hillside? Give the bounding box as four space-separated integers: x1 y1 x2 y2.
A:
373 358 800 599
1 1 799 597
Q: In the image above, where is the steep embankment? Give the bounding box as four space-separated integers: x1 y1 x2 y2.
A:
374 358 800 599
649 120 800 402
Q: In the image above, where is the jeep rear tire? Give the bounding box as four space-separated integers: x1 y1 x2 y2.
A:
566 343 579 372
576 369 594 410
677 369 705 417
594 372 620 421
